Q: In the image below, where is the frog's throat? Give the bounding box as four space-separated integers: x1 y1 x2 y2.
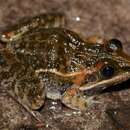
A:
79 72 130 91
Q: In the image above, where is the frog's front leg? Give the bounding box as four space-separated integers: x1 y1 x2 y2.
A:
61 84 88 111
61 84 100 111
0 12 66 42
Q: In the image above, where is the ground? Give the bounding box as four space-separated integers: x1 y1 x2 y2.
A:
0 0 130 130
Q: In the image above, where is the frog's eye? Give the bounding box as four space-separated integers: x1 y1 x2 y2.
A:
106 39 122 52
101 65 115 79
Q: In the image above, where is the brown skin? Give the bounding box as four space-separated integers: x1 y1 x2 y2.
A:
0 13 130 111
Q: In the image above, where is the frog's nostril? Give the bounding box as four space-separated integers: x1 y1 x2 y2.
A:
122 66 130 72
87 74 97 83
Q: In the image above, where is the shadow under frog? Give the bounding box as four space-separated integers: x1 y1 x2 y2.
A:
0 13 130 120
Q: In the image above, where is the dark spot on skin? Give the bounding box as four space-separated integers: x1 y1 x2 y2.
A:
60 83 72 94
101 65 114 79
107 39 122 52
0 39 7 48
0 54 6 65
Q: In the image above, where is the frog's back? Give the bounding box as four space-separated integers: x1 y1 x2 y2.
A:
7 28 88 73
1 13 109 74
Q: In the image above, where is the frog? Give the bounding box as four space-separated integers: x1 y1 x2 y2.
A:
0 12 130 114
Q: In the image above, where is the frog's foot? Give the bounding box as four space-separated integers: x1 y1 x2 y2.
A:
86 35 106 45
61 84 88 111
16 89 45 112
7 91 44 123
11 73 45 121
0 13 66 42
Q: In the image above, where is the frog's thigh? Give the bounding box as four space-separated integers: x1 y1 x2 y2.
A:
14 78 45 110
86 35 106 45
0 13 66 42
61 84 87 111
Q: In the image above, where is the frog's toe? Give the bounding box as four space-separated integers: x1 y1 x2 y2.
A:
30 96 45 110
61 87 87 111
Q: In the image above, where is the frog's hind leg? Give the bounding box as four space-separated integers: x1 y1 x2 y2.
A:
9 68 45 123
0 13 66 42
7 90 44 123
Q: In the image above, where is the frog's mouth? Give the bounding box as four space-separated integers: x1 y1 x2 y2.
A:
79 71 130 92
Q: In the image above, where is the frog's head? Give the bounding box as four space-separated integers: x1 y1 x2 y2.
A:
80 38 130 93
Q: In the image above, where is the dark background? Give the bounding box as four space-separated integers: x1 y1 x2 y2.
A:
0 0 130 130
